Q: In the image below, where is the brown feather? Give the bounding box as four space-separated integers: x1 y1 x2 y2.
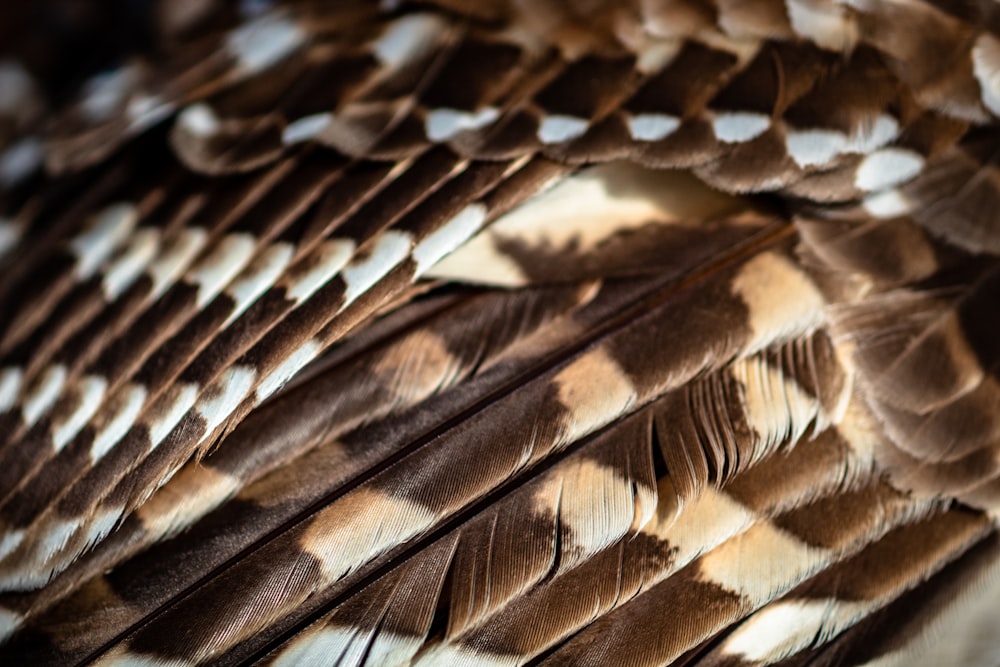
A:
1 2 1000 665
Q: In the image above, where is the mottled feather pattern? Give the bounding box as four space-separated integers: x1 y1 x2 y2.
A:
0 0 999 665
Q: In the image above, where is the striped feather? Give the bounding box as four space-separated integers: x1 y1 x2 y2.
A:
0 1 999 665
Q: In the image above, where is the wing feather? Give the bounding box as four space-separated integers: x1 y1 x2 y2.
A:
1 1 999 665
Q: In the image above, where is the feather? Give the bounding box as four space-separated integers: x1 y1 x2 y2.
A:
0 281 599 634
795 531 1000 667
34 239 826 663
1 1 1000 665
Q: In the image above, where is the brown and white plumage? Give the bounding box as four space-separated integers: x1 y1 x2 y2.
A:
0 0 999 664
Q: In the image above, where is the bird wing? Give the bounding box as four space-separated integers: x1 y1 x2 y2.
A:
0 1 999 665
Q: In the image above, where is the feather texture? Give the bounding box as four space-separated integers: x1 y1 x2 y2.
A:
0 1 999 665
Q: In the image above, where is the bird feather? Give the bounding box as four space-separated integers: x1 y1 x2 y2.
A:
0 1 999 665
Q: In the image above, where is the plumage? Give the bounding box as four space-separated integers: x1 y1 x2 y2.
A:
0 0 999 665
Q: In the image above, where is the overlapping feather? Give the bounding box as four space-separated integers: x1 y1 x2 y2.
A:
0 1 999 665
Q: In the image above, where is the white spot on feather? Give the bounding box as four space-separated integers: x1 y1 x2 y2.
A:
0 515 110 592
0 530 23 561
82 507 124 551
785 115 897 169
636 39 682 74
223 242 294 324
785 129 847 167
284 239 355 304
148 227 208 297
302 488 436 583
973 34 1000 117
537 115 590 144
734 355 824 461
627 113 681 141
91 384 147 463
281 113 332 144
177 103 220 138
0 367 22 412
371 330 457 406
553 347 637 445
712 112 770 143
429 163 740 288
0 518 89 592
425 107 499 141
22 364 67 427
0 608 22 642
786 0 857 51
138 466 242 540
148 383 199 447
255 338 322 403
274 626 419 667
0 137 41 187
53 375 107 453
38 518 79 563
854 149 924 192
844 114 899 154
699 521 828 602
373 14 446 69
732 252 825 353
784 114 898 170
186 232 257 307
863 189 911 218
722 598 867 662
413 204 487 276
340 230 412 307
534 458 655 571
425 241 526 288
196 365 257 435
70 203 139 280
227 14 304 74
644 487 756 566
80 67 136 123
102 228 160 300
126 94 172 131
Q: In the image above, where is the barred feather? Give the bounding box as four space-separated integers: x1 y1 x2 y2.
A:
0 1 999 665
